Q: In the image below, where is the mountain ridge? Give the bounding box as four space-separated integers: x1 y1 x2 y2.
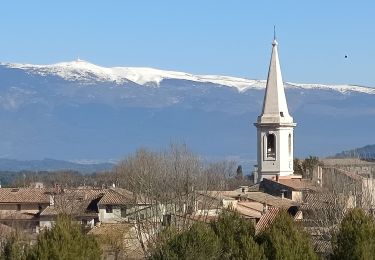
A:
0 60 373 166
0 158 114 173
333 144 375 160
3 60 375 94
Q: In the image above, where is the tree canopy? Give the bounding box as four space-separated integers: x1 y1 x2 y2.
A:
28 214 101 260
211 210 265 260
149 210 266 260
332 208 375 260
257 210 317 260
149 222 220 260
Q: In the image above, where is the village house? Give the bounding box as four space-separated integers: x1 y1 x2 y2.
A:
0 186 151 233
260 177 319 202
39 187 149 229
194 186 298 224
0 187 50 232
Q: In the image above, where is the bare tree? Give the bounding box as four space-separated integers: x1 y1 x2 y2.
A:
114 143 237 257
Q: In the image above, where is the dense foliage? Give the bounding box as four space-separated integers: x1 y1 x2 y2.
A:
28 214 101 260
0 215 101 260
332 208 375 260
149 210 321 260
149 222 221 260
211 210 265 260
0 233 30 260
257 211 317 260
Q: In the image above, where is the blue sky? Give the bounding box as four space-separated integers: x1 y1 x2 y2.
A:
0 0 374 87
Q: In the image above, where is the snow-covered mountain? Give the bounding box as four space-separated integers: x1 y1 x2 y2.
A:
0 60 374 169
5 59 375 94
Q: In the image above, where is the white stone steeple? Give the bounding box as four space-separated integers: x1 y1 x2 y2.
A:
254 37 296 182
258 39 293 125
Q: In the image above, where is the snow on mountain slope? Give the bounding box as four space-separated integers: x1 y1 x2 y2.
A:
0 59 373 164
4 60 375 95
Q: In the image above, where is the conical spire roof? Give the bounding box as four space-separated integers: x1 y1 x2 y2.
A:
257 39 294 125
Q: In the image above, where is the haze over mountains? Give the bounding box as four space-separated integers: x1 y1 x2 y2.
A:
0 60 374 170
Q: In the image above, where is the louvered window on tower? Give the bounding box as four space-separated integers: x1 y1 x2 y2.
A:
267 134 276 158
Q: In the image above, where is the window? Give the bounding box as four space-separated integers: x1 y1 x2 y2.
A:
288 133 292 156
121 207 127 217
280 112 284 117
17 204 21 211
105 205 113 213
162 214 171 226
266 134 276 158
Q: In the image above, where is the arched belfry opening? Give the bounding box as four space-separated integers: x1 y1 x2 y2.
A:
266 134 276 159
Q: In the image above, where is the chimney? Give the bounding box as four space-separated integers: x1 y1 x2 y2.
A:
263 203 268 213
280 189 287 199
49 195 55 206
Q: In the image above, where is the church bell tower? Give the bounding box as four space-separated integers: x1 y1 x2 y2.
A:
254 37 296 182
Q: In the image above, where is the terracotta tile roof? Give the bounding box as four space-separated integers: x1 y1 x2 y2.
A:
276 179 319 191
199 190 296 206
310 236 332 254
196 191 236 201
236 202 262 219
0 188 50 204
40 188 102 216
255 207 280 234
237 201 264 212
245 192 297 208
300 193 337 210
40 198 98 217
98 189 133 205
40 188 135 216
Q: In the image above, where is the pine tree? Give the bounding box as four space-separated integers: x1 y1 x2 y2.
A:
211 210 265 260
28 214 101 260
257 210 317 260
1 233 29 260
149 222 220 260
236 165 244 180
332 208 375 260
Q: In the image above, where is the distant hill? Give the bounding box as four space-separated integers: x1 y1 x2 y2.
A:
332 144 375 160
0 158 114 173
0 60 374 165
